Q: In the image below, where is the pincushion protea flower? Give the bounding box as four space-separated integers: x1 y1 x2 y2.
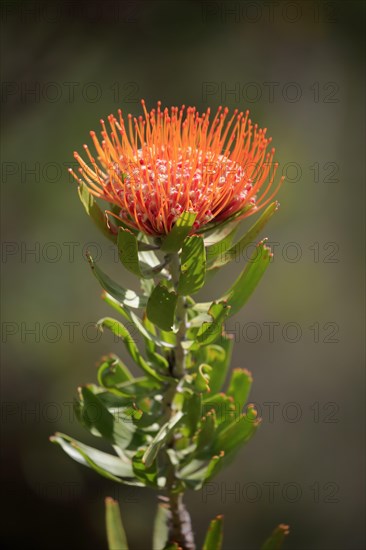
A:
69 100 283 236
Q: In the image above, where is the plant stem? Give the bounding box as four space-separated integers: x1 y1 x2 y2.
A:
167 493 195 550
169 252 187 379
161 252 195 550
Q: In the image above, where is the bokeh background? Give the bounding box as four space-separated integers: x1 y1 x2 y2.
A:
1 1 365 548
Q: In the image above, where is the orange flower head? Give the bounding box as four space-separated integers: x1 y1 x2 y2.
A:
69 100 283 236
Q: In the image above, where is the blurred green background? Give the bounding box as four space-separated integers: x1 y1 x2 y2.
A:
1 1 365 548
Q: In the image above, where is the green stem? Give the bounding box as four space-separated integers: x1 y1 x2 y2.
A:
160 252 195 550
169 252 187 378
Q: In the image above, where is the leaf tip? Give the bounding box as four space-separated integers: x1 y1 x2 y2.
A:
278 524 290 535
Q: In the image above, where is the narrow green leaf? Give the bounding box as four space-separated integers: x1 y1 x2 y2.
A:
102 294 175 349
153 503 170 550
227 369 253 413
97 377 161 404
186 312 212 329
132 450 159 487
117 229 166 278
88 254 147 309
212 405 260 456
78 183 117 242
142 314 157 354
97 317 168 382
194 364 212 393
161 211 197 252
201 393 237 428
50 432 135 482
194 410 217 457
97 355 133 392
203 515 224 550
146 284 178 331
148 351 170 373
203 451 226 482
183 391 202 437
209 202 278 270
143 411 184 468
177 236 206 295
201 217 240 241
195 302 231 346
179 451 224 488
261 524 290 550
205 226 239 274
105 497 129 550
222 241 272 317
118 227 143 276
195 338 233 394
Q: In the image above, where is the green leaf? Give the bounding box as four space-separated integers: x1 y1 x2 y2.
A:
194 410 216 457
143 411 184 468
161 211 197 252
195 338 233 394
209 202 278 270
179 451 225 488
159 328 177 347
203 451 226 482
137 240 160 252
177 236 206 295
202 217 240 242
194 302 231 346
118 227 144 277
97 355 134 392
147 349 170 372
97 377 161 404
102 294 175 350
138 242 166 272
146 284 178 331
183 391 202 437
201 393 237 428
153 503 170 550
222 241 272 317
194 364 212 393
105 497 129 550
212 405 260 456
261 524 290 550
88 254 147 309
117 227 148 277
132 450 159 487
50 433 139 484
205 224 239 269
142 314 157 354
118 228 164 278
78 183 117 242
80 386 135 450
227 369 253 413
97 317 168 382
203 515 224 550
